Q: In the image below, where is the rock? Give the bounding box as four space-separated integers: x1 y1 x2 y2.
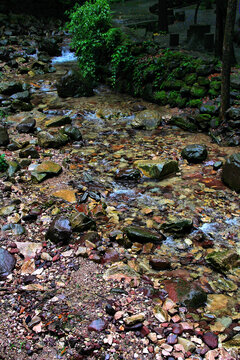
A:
37 131 68 148
170 115 197 131
0 205 15 216
38 38 61 56
64 125 82 141
45 216 72 244
35 161 62 175
0 81 22 95
56 69 94 98
70 212 96 232
115 168 141 181
206 294 237 316
0 248 16 278
10 90 30 102
16 242 42 258
16 118 36 133
153 306 169 322
230 74 240 90
223 334 240 349
221 153 240 192
19 145 39 159
164 279 207 309
101 249 120 264
124 313 145 326
160 218 193 235
131 110 161 130
0 125 9 146
7 160 20 177
45 116 71 128
200 103 219 115
149 256 171 270
52 189 77 203
206 249 239 273
190 84 207 98
178 337 196 352
124 226 164 244
1 223 25 235
181 144 208 163
202 332 218 349
103 262 140 282
213 161 222 170
185 73 197 85
135 159 179 180
88 319 107 332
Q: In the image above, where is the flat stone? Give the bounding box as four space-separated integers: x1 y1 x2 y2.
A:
45 116 71 128
160 218 193 235
16 242 42 258
178 337 196 352
149 256 171 270
35 161 62 175
124 226 164 244
52 189 77 203
206 294 237 316
70 212 96 232
202 332 218 349
0 205 15 216
206 249 239 273
88 319 107 332
153 306 169 322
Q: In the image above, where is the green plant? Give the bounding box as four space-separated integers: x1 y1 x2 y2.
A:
65 0 126 82
0 154 8 172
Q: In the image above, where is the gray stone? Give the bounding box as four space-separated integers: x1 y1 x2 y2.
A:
221 153 240 192
37 131 68 148
181 144 208 163
0 248 15 278
46 216 72 244
131 110 161 130
16 118 36 133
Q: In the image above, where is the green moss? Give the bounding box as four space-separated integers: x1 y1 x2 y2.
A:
208 88 219 97
185 73 197 85
210 80 221 90
188 99 202 108
190 84 207 98
153 90 168 105
198 76 210 87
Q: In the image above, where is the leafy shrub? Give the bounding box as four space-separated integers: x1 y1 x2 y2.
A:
0 154 8 172
65 0 126 82
153 90 168 105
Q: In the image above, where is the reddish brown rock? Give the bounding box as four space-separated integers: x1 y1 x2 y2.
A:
202 332 218 349
149 256 171 270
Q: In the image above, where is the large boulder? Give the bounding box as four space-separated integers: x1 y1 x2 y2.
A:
56 70 94 98
134 159 179 180
0 81 22 95
221 153 240 192
131 110 162 130
0 248 16 278
0 125 9 146
16 118 36 133
38 38 61 57
46 216 72 244
181 144 208 163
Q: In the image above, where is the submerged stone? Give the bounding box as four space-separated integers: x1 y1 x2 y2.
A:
37 131 68 149
115 168 141 181
70 212 96 232
45 116 71 128
221 153 240 192
124 226 164 244
160 218 193 235
135 159 179 180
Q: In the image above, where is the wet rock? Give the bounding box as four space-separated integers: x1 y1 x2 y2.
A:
1 223 25 235
0 125 9 146
223 334 240 349
131 110 161 130
101 249 120 264
213 161 222 170
45 116 71 128
16 118 36 133
88 318 107 332
167 334 178 345
153 305 168 322
181 144 208 163
149 256 171 270
46 216 72 244
135 159 179 180
105 304 116 316
200 102 219 115
160 218 193 235
0 205 15 216
19 145 39 159
221 153 240 192
7 160 20 177
202 332 218 349
0 248 16 278
10 90 30 102
52 189 77 203
64 125 82 141
206 249 239 273
70 212 96 232
56 69 94 98
124 226 164 244
164 279 207 309
37 131 68 148
115 168 141 181
0 81 22 95
124 313 145 326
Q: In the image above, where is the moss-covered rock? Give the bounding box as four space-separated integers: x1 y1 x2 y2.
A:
160 218 193 235
180 85 191 97
181 144 208 163
171 115 197 131
164 79 183 90
135 159 179 180
123 226 164 244
190 84 207 98
206 249 239 273
210 81 221 91
185 73 197 85
221 153 240 192
198 76 210 87
199 103 219 115
153 90 168 105
188 99 202 108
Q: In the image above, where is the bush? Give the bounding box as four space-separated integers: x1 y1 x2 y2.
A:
0 154 8 172
65 0 126 82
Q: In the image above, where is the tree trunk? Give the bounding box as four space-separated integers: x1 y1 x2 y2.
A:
215 0 226 58
194 0 201 24
158 0 168 32
220 0 237 121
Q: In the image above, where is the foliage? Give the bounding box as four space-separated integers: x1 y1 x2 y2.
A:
0 154 8 172
65 0 126 81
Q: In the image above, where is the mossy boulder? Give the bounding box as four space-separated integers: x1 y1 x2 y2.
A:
37 131 69 149
131 110 161 130
185 73 197 85
195 114 212 129
160 218 193 235
190 84 207 98
210 81 221 91
221 153 240 192
199 103 219 115
198 76 210 87
171 115 197 131
180 85 191 97
153 91 168 105
188 99 202 108
135 159 179 180
164 79 183 90
181 144 208 163
206 249 239 273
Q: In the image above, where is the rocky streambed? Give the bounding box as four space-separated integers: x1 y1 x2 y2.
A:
0 13 240 360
